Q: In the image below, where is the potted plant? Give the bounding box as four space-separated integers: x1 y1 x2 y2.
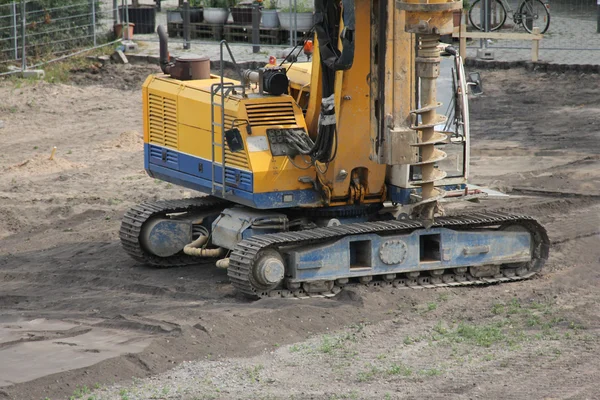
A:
114 22 135 40
261 0 279 28
277 1 313 31
166 8 183 23
167 0 204 24
230 0 254 25
203 0 232 24
190 0 205 22
119 0 157 34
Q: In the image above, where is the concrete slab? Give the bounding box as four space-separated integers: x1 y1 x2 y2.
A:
21 69 45 79
111 50 128 64
121 40 139 52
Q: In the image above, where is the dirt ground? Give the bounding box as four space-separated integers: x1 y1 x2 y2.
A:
0 63 599 400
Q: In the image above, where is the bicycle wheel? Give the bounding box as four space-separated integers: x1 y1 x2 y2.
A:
469 0 507 32
519 0 550 34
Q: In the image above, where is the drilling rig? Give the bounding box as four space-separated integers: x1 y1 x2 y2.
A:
120 0 549 299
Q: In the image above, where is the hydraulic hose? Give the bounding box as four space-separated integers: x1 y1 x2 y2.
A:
183 236 226 257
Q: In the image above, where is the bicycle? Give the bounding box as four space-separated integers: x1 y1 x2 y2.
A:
468 0 550 34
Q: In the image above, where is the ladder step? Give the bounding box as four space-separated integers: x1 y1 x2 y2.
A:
213 143 223 147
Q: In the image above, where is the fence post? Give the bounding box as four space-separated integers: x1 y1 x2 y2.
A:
288 0 292 45
252 3 260 53
20 0 25 71
183 1 190 50
479 0 490 50
460 9 467 60
113 0 118 28
531 27 540 62
90 0 96 46
292 0 297 43
597 1 600 34
12 1 17 60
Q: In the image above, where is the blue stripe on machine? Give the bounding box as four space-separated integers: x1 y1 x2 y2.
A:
145 143 321 209
149 145 179 168
147 143 252 192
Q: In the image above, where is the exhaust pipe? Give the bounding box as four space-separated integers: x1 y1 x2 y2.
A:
157 25 171 74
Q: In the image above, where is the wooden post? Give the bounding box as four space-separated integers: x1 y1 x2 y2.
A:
531 27 540 62
460 9 467 60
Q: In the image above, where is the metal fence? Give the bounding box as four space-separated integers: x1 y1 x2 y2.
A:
0 0 122 75
130 0 314 48
467 0 600 56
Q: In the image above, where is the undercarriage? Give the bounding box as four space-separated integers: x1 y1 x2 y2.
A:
120 197 549 299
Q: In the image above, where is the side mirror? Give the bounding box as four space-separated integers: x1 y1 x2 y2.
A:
467 72 483 95
225 128 245 152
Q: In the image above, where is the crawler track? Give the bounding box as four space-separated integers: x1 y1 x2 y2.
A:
227 212 549 299
119 196 230 267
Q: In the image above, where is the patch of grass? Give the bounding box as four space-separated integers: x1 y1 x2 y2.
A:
527 315 541 327
419 368 442 376
289 344 302 352
386 363 412 377
403 335 424 345
328 391 359 400
427 302 437 312
491 303 505 315
569 321 585 331
119 389 129 400
507 298 522 315
431 321 506 347
316 332 358 355
40 45 118 84
319 335 339 353
455 323 505 347
357 364 380 382
70 386 91 399
433 321 448 335
245 364 264 383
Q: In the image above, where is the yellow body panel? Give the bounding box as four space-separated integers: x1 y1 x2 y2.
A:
143 75 316 195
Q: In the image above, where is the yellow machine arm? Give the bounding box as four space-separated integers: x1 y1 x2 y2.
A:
288 0 463 214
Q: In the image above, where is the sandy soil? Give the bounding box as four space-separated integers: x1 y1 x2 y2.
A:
0 64 599 400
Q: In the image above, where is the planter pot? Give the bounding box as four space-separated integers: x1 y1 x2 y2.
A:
453 10 462 27
114 23 135 40
203 7 229 24
118 5 156 34
190 8 204 23
261 9 279 28
230 6 254 25
167 7 203 23
167 9 183 23
277 11 313 31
